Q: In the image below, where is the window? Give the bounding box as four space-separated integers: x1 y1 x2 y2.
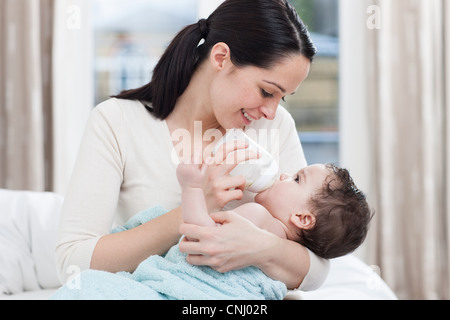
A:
288 0 340 165
93 0 339 165
93 0 199 104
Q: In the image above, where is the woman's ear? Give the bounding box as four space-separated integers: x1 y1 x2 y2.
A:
210 42 231 71
290 211 316 230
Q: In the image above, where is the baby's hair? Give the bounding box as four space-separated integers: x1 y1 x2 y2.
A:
298 164 374 259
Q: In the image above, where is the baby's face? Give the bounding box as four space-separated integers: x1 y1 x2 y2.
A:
254 164 331 223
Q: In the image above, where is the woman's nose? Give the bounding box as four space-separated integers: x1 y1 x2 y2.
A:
259 103 278 120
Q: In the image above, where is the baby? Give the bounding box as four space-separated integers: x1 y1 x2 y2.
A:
177 160 373 259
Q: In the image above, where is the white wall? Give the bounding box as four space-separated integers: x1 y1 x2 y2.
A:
53 0 93 195
197 0 222 19
339 0 372 260
339 0 371 195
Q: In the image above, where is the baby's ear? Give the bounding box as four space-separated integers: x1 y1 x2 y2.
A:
290 211 316 230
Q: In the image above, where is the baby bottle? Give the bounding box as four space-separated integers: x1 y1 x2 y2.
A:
214 129 279 193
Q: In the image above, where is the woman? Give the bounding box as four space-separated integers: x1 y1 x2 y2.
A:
56 0 329 292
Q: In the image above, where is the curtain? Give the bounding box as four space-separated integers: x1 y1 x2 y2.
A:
0 0 54 191
341 0 450 299
0 0 93 194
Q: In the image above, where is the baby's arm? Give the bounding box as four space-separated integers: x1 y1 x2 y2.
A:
233 203 287 239
176 162 216 227
176 162 287 238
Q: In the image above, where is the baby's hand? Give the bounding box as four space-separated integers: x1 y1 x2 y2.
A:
176 160 208 189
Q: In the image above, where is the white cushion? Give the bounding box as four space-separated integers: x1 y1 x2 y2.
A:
300 254 397 300
0 189 63 295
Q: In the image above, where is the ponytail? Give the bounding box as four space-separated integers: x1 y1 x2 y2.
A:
114 0 315 121
113 20 208 119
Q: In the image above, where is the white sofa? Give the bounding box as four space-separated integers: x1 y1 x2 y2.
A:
0 189 397 300
0 189 62 299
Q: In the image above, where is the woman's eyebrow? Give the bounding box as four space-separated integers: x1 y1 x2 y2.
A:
263 80 287 94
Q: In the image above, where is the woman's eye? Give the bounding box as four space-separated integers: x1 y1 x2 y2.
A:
261 89 274 98
261 88 286 103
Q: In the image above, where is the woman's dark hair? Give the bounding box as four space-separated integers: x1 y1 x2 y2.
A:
113 0 316 120
298 164 374 259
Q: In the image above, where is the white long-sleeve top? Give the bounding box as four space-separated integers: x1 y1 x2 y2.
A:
55 98 329 290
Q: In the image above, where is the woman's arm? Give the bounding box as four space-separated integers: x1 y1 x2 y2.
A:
179 211 309 290
254 233 310 289
90 207 183 273
57 100 184 281
55 101 125 282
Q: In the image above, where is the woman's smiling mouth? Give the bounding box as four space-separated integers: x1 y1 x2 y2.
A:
241 109 254 124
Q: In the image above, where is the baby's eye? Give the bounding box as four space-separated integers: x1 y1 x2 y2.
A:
294 174 300 183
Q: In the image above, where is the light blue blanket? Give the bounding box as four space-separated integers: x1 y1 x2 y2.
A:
51 206 287 300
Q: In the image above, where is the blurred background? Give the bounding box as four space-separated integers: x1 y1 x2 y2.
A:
0 0 449 299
